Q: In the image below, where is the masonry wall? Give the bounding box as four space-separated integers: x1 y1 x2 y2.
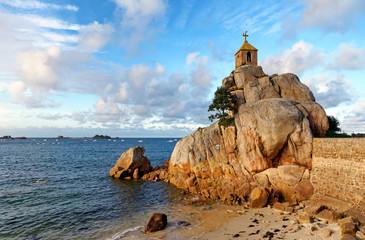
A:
311 138 365 211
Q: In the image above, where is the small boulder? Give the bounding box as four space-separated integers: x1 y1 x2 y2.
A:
356 230 365 240
133 168 140 179
341 234 358 240
304 205 326 216
249 187 269 208
144 213 168 233
272 202 294 213
340 222 357 236
222 76 235 88
345 208 365 226
316 209 342 223
298 213 312 224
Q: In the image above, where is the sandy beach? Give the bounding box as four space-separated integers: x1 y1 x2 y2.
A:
168 203 343 240
200 207 341 240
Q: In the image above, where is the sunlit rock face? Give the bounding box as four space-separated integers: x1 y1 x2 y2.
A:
167 65 328 204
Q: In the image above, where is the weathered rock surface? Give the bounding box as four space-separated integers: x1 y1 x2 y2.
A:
166 65 328 204
110 146 152 179
249 187 269 208
144 213 167 233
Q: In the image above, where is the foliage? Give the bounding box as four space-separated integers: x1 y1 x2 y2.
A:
218 117 235 127
351 133 365 137
208 87 236 124
325 131 350 138
327 115 341 133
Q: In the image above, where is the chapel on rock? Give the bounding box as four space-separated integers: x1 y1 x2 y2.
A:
235 31 258 69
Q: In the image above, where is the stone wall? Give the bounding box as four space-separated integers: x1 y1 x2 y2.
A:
311 138 365 211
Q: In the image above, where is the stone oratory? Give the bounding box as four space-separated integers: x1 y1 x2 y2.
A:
235 31 257 69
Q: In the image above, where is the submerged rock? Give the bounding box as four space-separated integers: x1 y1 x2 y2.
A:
144 213 168 233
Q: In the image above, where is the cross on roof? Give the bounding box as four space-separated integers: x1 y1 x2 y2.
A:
243 31 248 42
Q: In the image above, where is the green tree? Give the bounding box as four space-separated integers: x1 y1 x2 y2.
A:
208 87 235 123
327 115 341 133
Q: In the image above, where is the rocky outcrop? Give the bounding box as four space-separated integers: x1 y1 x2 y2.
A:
110 146 152 179
166 65 328 204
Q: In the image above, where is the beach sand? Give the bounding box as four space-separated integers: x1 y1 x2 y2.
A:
199 207 341 240
174 204 342 240
120 201 342 239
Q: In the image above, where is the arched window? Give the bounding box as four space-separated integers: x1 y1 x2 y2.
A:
247 52 251 62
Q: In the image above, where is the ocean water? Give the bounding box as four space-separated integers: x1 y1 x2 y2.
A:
0 138 194 240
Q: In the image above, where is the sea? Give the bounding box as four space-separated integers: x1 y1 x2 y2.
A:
0 137 207 240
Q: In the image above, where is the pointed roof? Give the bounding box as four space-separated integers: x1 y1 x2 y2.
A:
235 41 258 55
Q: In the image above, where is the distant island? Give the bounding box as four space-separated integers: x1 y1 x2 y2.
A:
56 135 113 139
0 135 27 139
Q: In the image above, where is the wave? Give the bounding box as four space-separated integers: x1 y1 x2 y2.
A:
107 226 143 240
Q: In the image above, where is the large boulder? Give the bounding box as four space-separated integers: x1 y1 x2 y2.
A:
110 146 152 179
292 101 329 137
165 66 327 204
235 98 313 172
234 65 266 89
271 73 315 102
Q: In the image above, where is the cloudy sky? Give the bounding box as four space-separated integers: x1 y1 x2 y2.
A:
0 0 364 137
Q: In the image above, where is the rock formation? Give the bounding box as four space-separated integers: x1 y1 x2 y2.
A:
166 65 328 204
110 146 152 179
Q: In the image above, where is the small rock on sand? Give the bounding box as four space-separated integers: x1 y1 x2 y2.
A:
144 213 167 233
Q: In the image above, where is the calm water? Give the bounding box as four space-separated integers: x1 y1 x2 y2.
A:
0 138 186 240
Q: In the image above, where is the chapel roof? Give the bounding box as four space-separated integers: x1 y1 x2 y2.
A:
235 41 258 54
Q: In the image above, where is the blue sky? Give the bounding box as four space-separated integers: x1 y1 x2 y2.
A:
0 0 364 137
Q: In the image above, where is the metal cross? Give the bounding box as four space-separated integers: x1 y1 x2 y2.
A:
243 31 248 42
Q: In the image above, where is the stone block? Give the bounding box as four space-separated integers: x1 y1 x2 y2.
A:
304 205 326 216
316 209 342 223
298 213 312 224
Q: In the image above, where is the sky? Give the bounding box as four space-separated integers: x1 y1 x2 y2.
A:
0 0 364 137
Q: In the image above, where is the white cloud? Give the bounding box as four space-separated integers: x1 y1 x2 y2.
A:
339 101 365 133
304 73 352 108
260 40 325 75
186 52 200 66
114 0 166 24
128 63 165 89
301 0 365 33
23 15 81 31
0 0 79 11
6 80 56 108
16 45 62 91
78 21 114 53
113 0 167 54
94 98 122 122
39 113 66 120
327 43 365 70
